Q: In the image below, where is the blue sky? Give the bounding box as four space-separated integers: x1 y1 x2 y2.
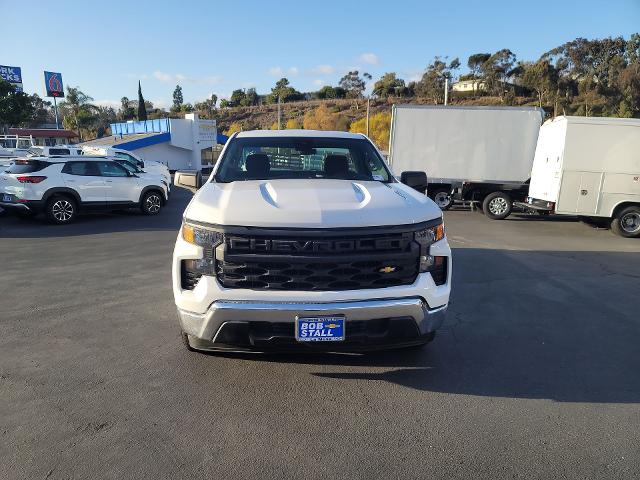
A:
2 0 639 110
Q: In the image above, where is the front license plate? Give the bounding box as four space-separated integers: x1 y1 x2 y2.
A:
2 194 11 202
296 316 345 342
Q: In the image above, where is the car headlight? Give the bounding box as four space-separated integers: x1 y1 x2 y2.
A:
414 222 445 272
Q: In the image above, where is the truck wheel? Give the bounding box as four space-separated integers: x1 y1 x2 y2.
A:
45 195 77 224
432 190 453 210
483 192 512 220
611 206 640 238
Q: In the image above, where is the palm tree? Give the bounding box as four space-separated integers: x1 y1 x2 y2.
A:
59 87 95 141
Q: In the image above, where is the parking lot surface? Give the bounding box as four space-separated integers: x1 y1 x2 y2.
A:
1 188 639 480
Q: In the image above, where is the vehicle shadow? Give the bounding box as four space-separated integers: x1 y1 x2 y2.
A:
0 187 192 238
231 248 640 403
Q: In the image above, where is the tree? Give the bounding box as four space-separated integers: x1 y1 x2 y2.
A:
172 85 183 111
243 88 258 106
137 81 147 121
0 79 35 131
339 71 371 98
119 97 135 120
466 53 491 96
195 94 218 118
28 94 54 127
349 111 392 150
316 85 347 99
303 104 348 131
520 60 559 107
481 49 517 97
268 78 303 103
372 73 407 98
59 86 95 141
415 57 459 103
94 106 117 137
229 89 247 107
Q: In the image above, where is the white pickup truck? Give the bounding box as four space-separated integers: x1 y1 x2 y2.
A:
172 130 452 353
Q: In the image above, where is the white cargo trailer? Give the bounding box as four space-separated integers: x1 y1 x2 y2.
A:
389 105 544 218
517 116 640 237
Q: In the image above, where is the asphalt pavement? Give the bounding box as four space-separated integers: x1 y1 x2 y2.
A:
1 188 639 479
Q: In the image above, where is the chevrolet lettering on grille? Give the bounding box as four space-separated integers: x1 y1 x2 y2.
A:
226 236 410 254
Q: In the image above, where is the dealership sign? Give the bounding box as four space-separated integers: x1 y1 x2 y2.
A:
44 71 64 98
198 119 216 142
0 65 23 92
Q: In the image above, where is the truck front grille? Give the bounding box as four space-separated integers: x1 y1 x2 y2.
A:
216 230 420 291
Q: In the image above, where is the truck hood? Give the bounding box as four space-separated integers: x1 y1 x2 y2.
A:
184 179 441 228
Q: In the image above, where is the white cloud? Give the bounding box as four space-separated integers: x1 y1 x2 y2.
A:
359 53 380 66
269 66 299 77
152 71 221 85
312 79 328 87
310 64 335 75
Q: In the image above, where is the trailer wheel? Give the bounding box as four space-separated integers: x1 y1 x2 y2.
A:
611 206 640 238
432 189 453 210
483 192 512 220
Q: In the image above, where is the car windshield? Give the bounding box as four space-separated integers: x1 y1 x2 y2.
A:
215 136 392 183
26 147 44 156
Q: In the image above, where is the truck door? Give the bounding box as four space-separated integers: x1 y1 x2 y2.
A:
576 172 603 214
557 171 602 214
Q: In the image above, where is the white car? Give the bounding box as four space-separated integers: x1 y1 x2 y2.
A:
172 130 452 353
82 146 171 188
0 156 168 223
25 146 84 157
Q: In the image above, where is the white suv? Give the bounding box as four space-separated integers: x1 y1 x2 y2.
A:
83 146 171 188
0 156 168 223
172 130 451 353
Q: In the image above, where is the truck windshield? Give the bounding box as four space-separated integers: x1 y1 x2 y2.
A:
215 136 391 183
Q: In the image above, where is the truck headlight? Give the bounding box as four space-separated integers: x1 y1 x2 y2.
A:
180 222 224 288
181 222 223 247
414 222 445 273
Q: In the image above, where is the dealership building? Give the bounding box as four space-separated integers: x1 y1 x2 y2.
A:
81 114 226 171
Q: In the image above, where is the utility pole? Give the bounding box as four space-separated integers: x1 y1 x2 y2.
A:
444 78 449 106
366 97 370 136
277 95 281 129
53 96 60 129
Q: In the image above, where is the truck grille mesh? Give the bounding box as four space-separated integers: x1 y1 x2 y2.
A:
217 231 420 291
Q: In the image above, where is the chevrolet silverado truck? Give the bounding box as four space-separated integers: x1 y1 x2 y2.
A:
172 130 452 352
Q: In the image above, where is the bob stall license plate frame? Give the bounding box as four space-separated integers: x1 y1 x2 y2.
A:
295 315 345 342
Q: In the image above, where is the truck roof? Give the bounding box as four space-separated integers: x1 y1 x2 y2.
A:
235 129 365 139
393 104 544 114
544 115 640 128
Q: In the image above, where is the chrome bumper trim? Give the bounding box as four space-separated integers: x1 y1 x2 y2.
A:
177 297 447 341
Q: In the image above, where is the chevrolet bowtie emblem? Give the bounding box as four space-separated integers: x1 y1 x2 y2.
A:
379 266 396 273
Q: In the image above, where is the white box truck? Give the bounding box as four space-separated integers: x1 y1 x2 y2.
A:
389 105 544 218
515 116 640 238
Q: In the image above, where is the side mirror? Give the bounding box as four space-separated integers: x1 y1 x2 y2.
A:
400 171 428 193
174 170 203 194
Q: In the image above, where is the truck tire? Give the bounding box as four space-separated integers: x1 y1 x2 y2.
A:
431 189 453 210
483 191 512 220
611 206 640 238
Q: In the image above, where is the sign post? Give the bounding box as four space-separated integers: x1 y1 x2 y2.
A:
44 71 64 129
0 66 23 92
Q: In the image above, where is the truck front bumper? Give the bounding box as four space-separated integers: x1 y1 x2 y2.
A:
177 297 447 352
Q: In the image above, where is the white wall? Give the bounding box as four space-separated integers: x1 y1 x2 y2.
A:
134 142 193 171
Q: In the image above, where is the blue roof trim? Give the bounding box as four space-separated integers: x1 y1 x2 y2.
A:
117 132 171 151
